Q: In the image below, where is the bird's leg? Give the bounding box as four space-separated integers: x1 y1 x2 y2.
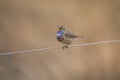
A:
62 45 65 49
65 44 69 49
62 44 69 49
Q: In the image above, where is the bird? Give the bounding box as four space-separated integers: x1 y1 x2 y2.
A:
56 26 83 49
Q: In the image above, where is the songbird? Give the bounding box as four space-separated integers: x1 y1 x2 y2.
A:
56 26 82 49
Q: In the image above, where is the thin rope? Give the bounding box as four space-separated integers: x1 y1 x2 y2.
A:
0 39 120 56
69 39 120 47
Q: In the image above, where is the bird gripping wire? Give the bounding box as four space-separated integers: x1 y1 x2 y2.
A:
0 39 120 56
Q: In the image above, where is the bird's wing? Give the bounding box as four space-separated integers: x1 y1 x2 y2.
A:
64 31 79 38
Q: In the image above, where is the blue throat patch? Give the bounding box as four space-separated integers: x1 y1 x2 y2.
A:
56 30 64 38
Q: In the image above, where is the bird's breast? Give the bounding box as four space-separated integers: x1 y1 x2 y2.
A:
62 38 73 44
57 36 73 44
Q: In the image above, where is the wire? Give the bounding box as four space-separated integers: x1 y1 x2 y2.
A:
0 46 62 56
69 39 120 47
0 39 120 56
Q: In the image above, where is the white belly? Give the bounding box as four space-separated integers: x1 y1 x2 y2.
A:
62 38 73 44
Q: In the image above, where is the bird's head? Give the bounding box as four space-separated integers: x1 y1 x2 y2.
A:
58 26 65 31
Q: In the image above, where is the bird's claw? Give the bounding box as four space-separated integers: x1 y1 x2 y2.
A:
62 45 69 49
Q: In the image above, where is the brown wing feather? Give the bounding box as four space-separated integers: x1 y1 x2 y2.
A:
64 31 79 38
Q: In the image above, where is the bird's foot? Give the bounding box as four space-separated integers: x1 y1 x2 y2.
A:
62 45 69 49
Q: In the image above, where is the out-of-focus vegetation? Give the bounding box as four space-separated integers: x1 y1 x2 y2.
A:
0 0 120 80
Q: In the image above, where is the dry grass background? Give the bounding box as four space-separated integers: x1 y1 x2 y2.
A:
0 0 120 80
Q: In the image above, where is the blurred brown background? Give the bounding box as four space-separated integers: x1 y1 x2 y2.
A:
0 0 120 80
